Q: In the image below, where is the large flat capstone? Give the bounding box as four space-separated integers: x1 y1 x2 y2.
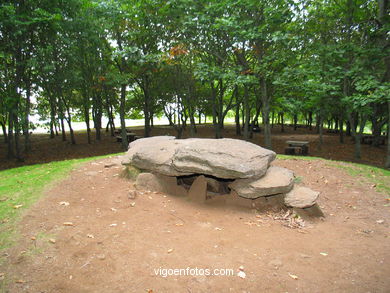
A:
122 137 276 179
229 166 294 199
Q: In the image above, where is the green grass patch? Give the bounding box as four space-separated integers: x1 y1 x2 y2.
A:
327 161 390 195
277 154 325 161
277 154 390 195
0 153 123 251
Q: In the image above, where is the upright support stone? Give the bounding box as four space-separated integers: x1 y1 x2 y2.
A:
188 175 208 203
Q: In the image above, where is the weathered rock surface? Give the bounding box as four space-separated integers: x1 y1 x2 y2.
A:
123 137 276 179
122 136 184 176
135 172 187 196
284 186 320 208
187 175 208 203
229 166 294 199
172 138 275 179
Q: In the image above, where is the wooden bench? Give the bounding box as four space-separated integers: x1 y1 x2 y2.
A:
116 132 137 143
114 128 133 135
361 135 386 145
285 140 309 155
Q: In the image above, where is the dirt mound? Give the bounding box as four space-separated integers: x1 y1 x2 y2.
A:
1 158 389 292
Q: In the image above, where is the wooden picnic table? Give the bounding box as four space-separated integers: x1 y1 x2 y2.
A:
285 140 309 155
116 132 137 143
114 128 133 135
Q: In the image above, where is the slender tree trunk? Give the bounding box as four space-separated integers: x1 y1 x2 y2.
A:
94 93 103 141
120 85 128 150
61 96 75 144
243 85 250 140
0 121 8 143
211 82 221 139
49 94 56 139
318 113 324 151
281 112 285 132
14 114 22 161
261 78 272 149
349 113 366 159
65 116 76 145
108 103 115 136
7 110 15 159
54 122 58 136
346 121 351 136
385 101 390 168
143 76 151 137
293 114 298 131
84 105 91 144
235 100 241 136
59 102 67 142
24 84 31 152
339 116 344 143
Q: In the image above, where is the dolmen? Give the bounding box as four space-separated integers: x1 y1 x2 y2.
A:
122 136 322 215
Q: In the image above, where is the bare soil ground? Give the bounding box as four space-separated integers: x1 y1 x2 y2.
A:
0 124 387 170
1 157 389 293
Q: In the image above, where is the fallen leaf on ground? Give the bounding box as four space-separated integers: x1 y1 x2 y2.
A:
109 223 117 227
63 222 74 226
237 271 246 279
13 205 23 209
320 252 328 256
59 201 70 206
288 273 298 280
49 239 56 244
376 219 384 224
167 248 174 253
87 234 94 238
15 280 26 284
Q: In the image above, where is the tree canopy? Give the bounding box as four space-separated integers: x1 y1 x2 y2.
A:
0 0 389 167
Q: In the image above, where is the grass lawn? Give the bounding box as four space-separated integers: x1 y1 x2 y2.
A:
0 154 122 251
278 154 390 195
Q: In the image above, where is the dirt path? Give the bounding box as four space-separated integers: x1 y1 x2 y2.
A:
1 157 389 292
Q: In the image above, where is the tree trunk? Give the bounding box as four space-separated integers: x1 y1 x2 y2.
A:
280 112 285 133
349 113 367 159
0 121 8 143
235 99 241 136
293 114 298 131
318 113 323 151
385 101 390 168
49 94 56 139
24 83 31 152
339 116 344 143
143 80 151 138
7 110 15 159
346 120 351 136
84 105 91 144
211 82 221 139
308 111 313 130
120 84 128 150
243 85 250 140
261 78 272 149
14 114 22 161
